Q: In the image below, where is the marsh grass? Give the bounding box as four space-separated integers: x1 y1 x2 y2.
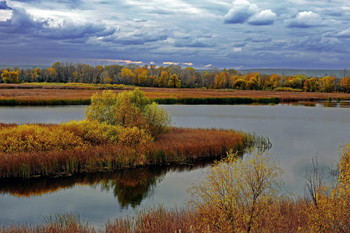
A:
0 127 249 178
0 203 309 233
1 86 350 106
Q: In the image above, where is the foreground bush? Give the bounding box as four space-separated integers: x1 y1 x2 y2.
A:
189 152 283 233
306 145 350 233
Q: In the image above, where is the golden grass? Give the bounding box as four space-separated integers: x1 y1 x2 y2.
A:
0 127 248 178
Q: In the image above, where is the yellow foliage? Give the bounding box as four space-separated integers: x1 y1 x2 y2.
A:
0 125 85 153
118 127 153 148
61 120 122 145
189 152 283 233
307 145 350 233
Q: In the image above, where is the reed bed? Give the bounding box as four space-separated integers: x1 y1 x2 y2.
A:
0 127 248 179
0 201 311 233
0 86 350 105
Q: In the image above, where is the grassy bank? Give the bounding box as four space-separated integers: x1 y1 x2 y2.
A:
0 127 251 179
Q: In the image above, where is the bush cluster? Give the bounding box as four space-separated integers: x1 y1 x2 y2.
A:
86 88 171 139
0 89 170 153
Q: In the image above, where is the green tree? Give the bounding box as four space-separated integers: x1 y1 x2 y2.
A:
86 89 170 138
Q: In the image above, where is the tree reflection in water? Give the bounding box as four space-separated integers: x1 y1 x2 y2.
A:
0 162 210 209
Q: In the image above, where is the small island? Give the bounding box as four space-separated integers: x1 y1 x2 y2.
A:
0 89 255 179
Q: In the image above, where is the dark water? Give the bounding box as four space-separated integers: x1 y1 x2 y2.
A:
0 103 349 226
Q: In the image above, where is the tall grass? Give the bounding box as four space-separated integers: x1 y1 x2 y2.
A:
1 86 350 106
0 127 250 178
0 202 310 233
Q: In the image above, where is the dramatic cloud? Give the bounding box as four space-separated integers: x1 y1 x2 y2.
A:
224 0 258 24
0 1 11 9
0 8 115 40
100 29 168 45
224 0 276 25
288 11 322 28
0 0 350 68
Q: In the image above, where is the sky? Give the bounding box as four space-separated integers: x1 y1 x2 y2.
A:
0 0 350 69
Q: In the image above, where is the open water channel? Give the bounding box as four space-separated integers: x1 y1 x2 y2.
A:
0 102 349 226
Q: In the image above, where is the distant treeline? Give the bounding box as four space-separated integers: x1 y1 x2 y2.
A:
1 62 350 92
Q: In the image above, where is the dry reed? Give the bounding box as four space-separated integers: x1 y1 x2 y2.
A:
0 128 248 178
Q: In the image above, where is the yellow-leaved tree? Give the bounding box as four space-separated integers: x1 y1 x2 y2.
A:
307 145 350 233
189 151 283 233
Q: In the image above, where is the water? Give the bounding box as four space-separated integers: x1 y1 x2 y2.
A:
0 103 349 226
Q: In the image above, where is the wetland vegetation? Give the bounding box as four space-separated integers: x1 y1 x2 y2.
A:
1 147 349 233
0 86 349 232
0 89 253 178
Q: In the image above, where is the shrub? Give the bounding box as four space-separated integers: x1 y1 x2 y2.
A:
118 127 153 148
61 120 122 145
143 102 171 139
86 89 171 138
189 152 283 232
0 125 85 153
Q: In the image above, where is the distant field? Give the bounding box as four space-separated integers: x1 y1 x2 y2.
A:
0 84 350 105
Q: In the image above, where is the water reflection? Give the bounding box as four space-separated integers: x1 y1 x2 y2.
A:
0 163 210 209
0 103 349 226
283 100 350 108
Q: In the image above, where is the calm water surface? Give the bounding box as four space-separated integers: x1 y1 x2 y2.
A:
0 103 349 226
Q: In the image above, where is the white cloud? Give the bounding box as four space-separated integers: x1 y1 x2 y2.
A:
163 61 193 66
248 9 276 25
288 11 322 28
224 0 258 24
83 59 143 64
163 62 179 65
0 9 12 21
224 0 276 25
233 47 243 52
